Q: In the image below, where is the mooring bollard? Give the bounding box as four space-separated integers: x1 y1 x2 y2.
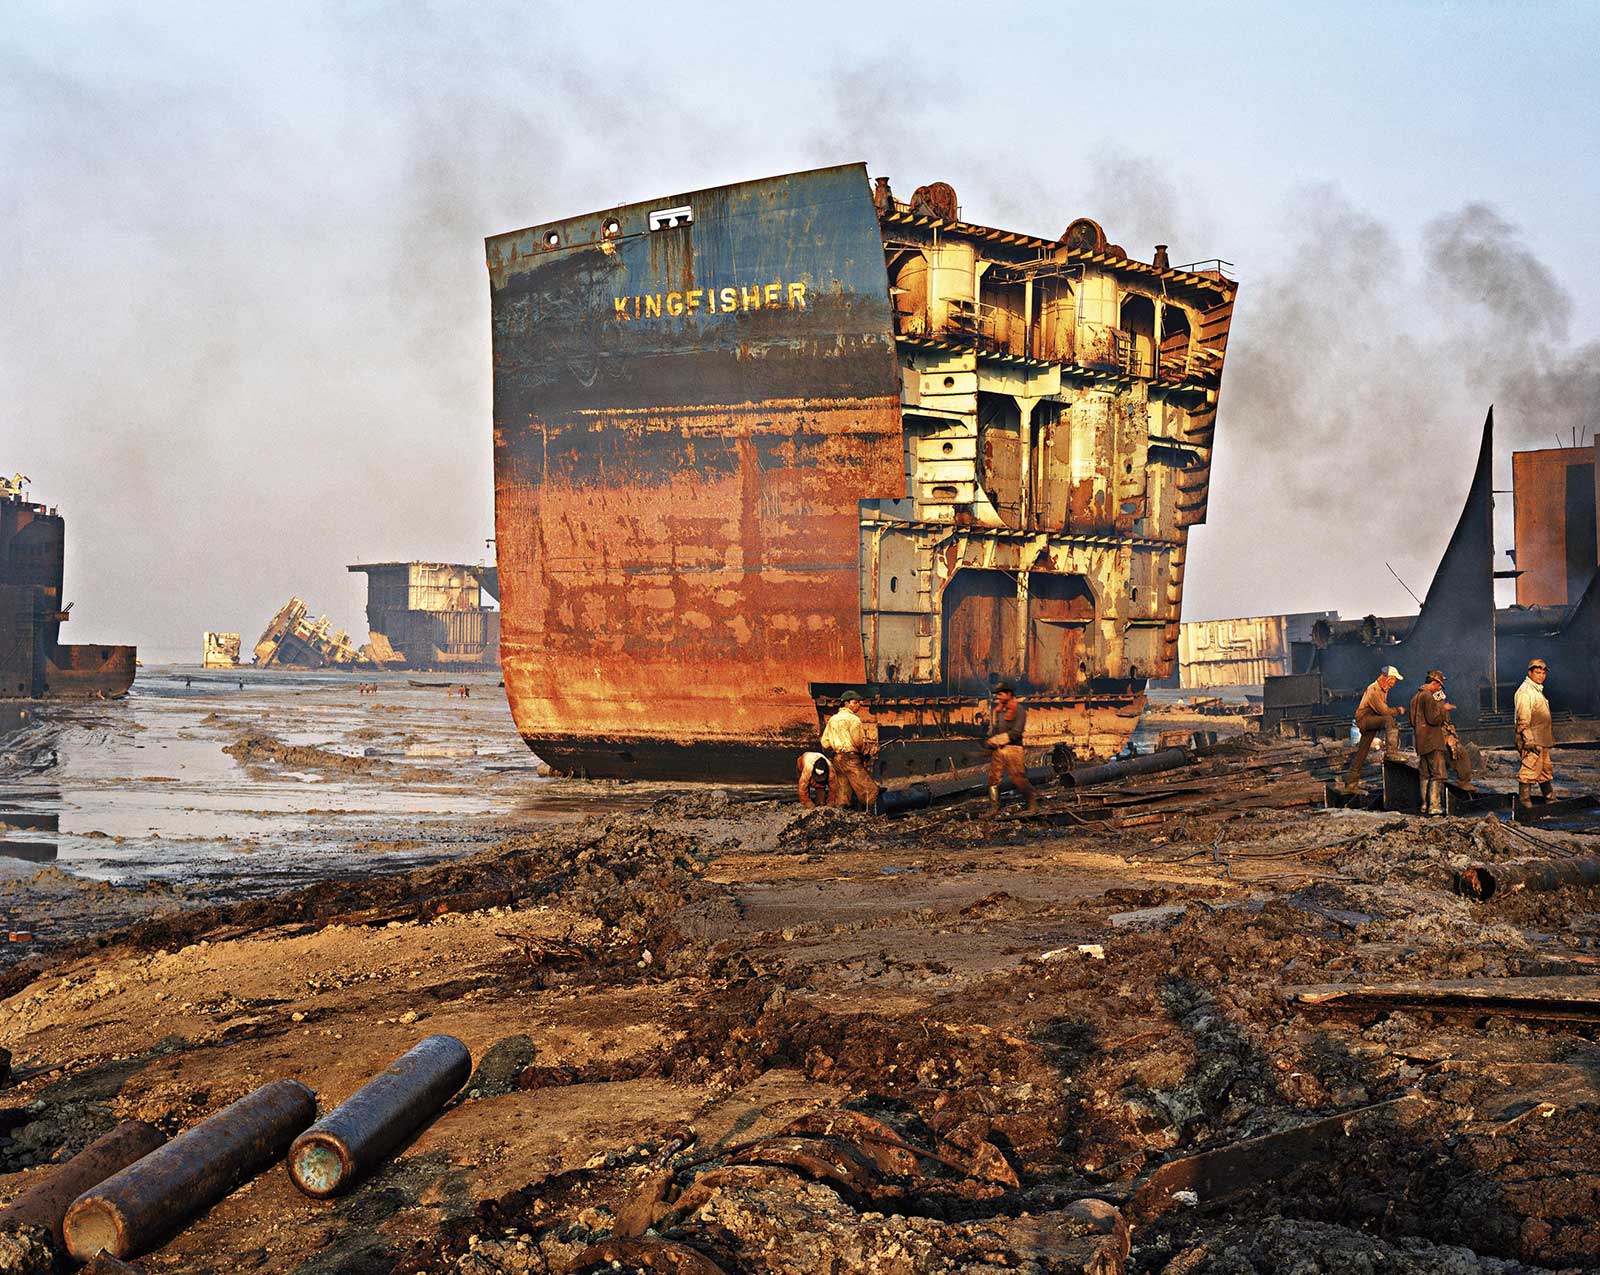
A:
63 1079 316 1260
289 1034 471 1198
0 1120 167 1242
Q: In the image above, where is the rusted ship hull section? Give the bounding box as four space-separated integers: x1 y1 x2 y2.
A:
1 483 136 700
488 167 1236 778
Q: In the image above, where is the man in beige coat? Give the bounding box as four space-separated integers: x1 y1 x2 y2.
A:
1341 665 1406 792
1514 658 1555 803
821 691 880 810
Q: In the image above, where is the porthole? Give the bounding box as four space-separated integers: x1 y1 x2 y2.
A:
602 218 621 239
542 230 561 249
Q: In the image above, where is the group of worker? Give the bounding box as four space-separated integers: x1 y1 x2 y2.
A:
1341 658 1556 813
804 683 1038 815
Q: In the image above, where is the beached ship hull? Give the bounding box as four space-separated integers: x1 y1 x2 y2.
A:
1 488 136 700
488 165 1236 780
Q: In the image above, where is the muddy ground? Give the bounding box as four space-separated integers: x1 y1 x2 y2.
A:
2 724 1599 1273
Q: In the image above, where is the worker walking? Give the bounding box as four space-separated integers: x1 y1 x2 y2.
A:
1514 658 1555 803
986 682 1038 815
821 691 880 811
1409 670 1453 816
1341 665 1406 792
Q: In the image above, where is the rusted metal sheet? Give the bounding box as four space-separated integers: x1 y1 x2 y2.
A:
1273 410 1600 733
490 167 1238 779
63 1079 316 1260
1512 445 1596 607
1128 1095 1426 1222
289 1035 470 1198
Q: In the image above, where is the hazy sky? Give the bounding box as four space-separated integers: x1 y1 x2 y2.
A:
5 1 1599 657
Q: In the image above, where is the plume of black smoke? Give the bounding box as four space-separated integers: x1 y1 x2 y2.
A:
1425 204 1600 446
1195 186 1599 620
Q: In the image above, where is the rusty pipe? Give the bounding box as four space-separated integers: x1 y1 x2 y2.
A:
63 1079 315 1260
288 1035 470 1198
0 1120 166 1242
1458 854 1600 901
1062 748 1192 788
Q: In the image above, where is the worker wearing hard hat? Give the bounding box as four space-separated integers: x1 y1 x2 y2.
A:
1514 658 1555 803
1409 670 1453 816
820 691 880 810
1341 665 1406 792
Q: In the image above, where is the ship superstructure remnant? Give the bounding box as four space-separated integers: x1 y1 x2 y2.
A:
487 165 1237 779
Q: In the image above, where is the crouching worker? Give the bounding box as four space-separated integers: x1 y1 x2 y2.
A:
796 751 831 807
821 691 880 811
986 682 1038 815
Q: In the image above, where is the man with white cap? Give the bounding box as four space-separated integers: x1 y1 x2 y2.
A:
1341 665 1406 792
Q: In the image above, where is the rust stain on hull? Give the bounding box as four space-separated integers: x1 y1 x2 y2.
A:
496 397 905 774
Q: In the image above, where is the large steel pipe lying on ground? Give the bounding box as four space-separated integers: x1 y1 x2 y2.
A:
289 1034 470 1198
0 1120 166 1242
63 1079 315 1261
1458 854 1600 901
1062 748 1192 788
876 763 1056 815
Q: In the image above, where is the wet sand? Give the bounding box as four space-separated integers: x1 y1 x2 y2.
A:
0 667 710 961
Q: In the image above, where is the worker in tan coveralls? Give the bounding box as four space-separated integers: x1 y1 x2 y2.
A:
1341 665 1406 792
1409 669 1453 816
1514 657 1555 803
986 682 1038 815
821 691 880 810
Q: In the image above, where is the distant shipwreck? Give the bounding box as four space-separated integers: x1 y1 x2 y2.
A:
487 164 1238 780
0 474 136 699
250 562 499 672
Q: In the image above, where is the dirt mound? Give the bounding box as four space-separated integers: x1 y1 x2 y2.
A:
222 730 456 783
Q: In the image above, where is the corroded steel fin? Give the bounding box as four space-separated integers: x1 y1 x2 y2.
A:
1390 407 1496 719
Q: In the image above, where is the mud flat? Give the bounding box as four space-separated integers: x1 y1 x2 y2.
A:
1 733 1598 1273
0 667 691 966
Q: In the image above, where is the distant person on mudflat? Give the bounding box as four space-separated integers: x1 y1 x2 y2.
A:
1341 665 1405 792
1515 658 1555 803
986 682 1038 815
820 691 880 811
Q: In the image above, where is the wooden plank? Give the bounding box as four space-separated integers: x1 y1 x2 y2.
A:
1287 976 1600 1024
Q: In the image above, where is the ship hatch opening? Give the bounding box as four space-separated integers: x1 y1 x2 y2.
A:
1028 575 1096 691
942 568 1021 695
1159 304 1192 379
978 393 1024 527
1120 294 1155 378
